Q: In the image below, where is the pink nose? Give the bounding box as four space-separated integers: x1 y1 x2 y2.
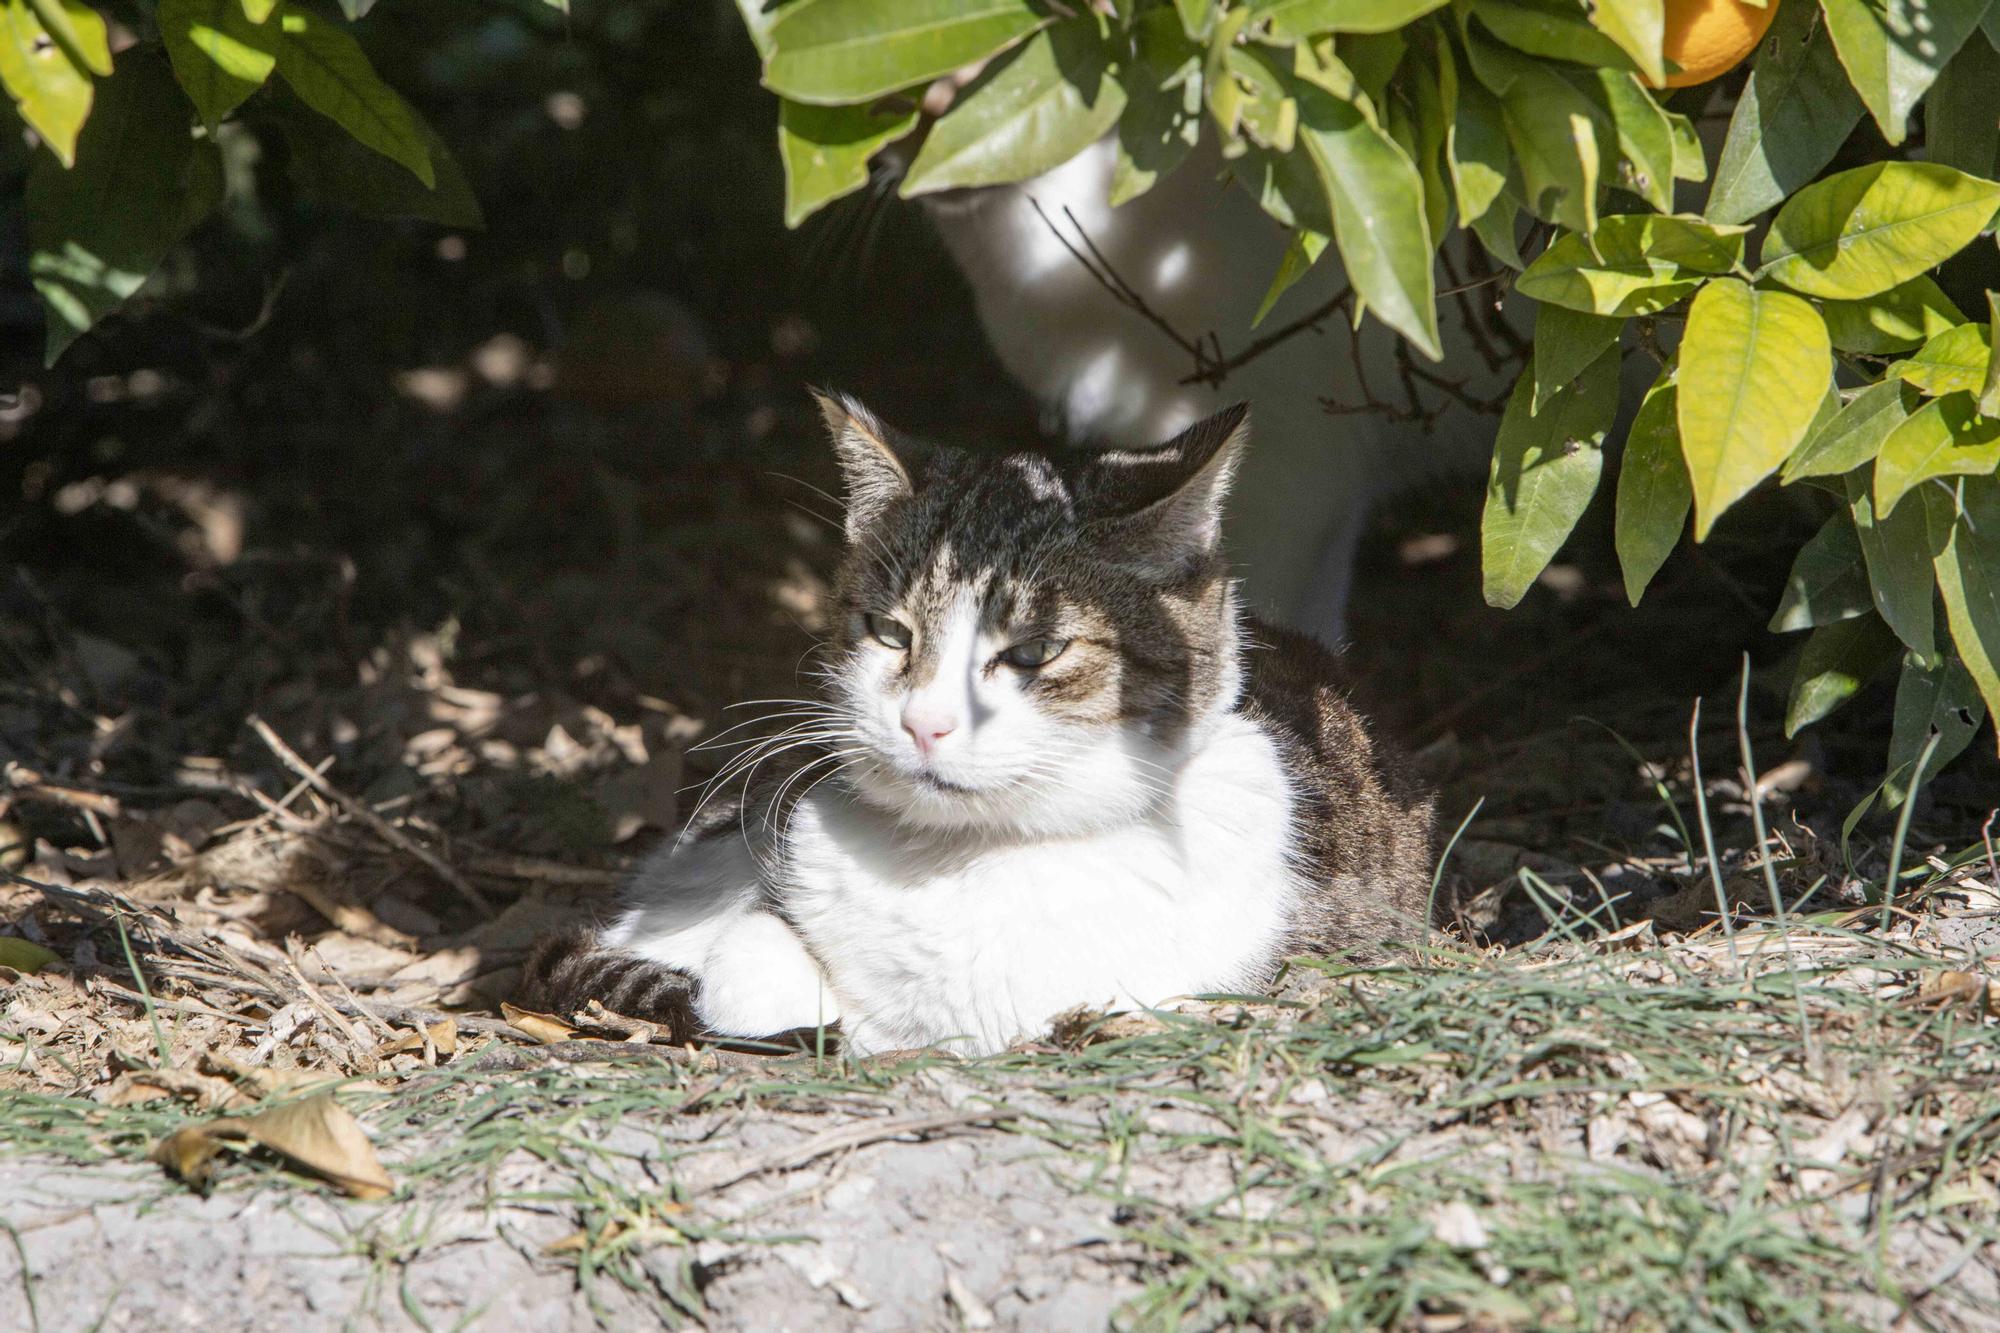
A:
900 709 958 756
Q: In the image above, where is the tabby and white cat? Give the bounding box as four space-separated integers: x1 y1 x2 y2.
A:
524 395 1437 1055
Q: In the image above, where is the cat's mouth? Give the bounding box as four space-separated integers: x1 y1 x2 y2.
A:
910 770 980 796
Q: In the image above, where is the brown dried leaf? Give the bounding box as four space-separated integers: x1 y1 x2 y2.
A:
150 1094 394 1199
502 1001 577 1044
103 1067 245 1111
1047 1004 1167 1050
377 1017 458 1058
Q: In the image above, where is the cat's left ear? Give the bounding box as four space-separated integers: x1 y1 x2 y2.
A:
1092 403 1249 573
813 391 926 540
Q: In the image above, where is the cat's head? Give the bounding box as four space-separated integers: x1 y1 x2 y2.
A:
815 393 1249 835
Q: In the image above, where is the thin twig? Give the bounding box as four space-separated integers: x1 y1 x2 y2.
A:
246 715 496 916
693 1108 1020 1197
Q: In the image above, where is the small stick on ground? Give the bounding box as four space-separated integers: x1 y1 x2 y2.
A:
247 715 496 917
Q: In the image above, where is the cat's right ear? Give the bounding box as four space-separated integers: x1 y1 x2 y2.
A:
814 391 922 540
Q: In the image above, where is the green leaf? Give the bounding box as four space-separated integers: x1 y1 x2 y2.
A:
159 0 275 129
1247 0 1450 39
1874 392 2000 515
1516 213 1746 316
1782 379 1916 482
1111 9 1202 207
1705 0 1865 225
1884 650 1987 803
266 0 431 186
1983 290 2000 418
1614 362 1690 605
1677 278 1832 538
1593 68 1674 212
1482 346 1620 608
1176 0 1216 41
1444 54 1511 224
1292 75 1441 359
778 99 915 227
1469 31 1603 236
1474 0 1636 71
1786 614 1902 736
0 936 59 972
1588 0 1664 85
241 0 277 20
1759 161 2000 301
1469 192 1526 268
1532 304 1623 414
1891 321 1992 397
1253 228 1329 326
1923 476 2000 738
1925 29 2000 178
1820 0 1987 146
1819 274 1964 354
275 98 482 228
27 50 223 363
23 0 108 75
1849 465 1937 659
1769 512 1872 631
901 22 1125 197
0 0 104 167
1666 110 1706 184
733 0 785 57
765 0 1045 105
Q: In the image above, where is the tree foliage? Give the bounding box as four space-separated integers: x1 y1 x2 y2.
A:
7 0 1999 800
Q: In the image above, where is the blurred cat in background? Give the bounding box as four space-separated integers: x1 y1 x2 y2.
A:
913 134 1521 647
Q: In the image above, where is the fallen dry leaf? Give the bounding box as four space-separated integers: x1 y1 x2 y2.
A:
1047 1004 1168 1050
103 1067 245 1111
378 1017 458 1059
502 1001 578 1044
150 1094 394 1199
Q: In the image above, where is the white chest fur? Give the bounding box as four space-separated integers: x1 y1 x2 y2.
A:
778 713 1299 1054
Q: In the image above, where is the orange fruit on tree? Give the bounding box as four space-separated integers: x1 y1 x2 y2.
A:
1650 0 1779 88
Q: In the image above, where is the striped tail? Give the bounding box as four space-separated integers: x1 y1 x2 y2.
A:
517 927 701 1043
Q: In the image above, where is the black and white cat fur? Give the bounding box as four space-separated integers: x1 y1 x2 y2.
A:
523 396 1437 1055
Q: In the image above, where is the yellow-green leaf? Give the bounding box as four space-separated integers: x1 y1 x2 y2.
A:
1891 322 1992 397
1923 477 2000 743
778 100 915 228
28 51 225 363
1614 361 1689 605
1291 73 1441 359
0 0 104 166
1874 392 2000 516
1254 228 1329 326
1819 275 1964 355
1849 465 1936 659
22 0 108 75
241 0 277 20
1588 0 1664 86
765 0 1046 106
1482 346 1620 609
1781 379 1915 483
0 936 59 972
1760 161 2000 300
901 21 1126 197
267 0 431 187
159 0 276 128
1982 291 2000 419
1247 0 1451 40
1677 278 1832 538
1516 213 1745 317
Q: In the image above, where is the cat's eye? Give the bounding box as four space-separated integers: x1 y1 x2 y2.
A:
998 636 1069 670
864 613 912 650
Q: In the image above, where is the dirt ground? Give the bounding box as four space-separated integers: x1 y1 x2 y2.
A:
5 3 2000 1328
